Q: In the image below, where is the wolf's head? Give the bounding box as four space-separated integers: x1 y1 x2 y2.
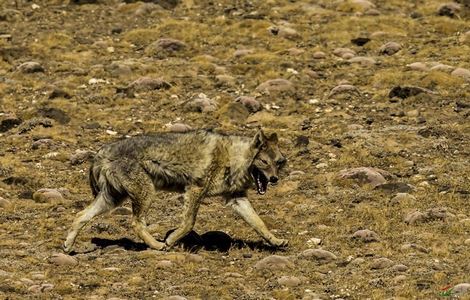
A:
249 129 287 195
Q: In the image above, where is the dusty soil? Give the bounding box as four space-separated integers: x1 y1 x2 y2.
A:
0 0 469 299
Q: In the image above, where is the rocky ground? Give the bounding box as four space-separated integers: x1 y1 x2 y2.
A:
0 0 469 299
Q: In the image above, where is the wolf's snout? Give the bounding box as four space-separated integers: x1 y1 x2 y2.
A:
269 176 278 184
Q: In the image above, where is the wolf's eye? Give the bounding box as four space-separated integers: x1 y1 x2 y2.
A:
276 158 287 167
260 159 268 164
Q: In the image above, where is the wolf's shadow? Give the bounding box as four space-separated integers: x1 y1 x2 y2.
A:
90 229 282 253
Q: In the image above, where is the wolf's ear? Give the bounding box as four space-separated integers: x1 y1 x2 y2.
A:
251 129 267 150
268 132 278 143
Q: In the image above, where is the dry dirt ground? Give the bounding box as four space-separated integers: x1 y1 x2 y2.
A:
0 0 469 299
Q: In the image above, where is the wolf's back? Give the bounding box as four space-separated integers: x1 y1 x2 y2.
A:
86 130 218 199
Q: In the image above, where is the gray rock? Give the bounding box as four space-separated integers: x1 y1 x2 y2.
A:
233 49 254 58
351 229 380 242
300 249 337 262
49 88 72 100
379 42 402 55
254 255 294 271
390 193 416 205
155 260 174 269
166 296 187 300
145 38 186 57
406 62 429 71
33 189 65 204
452 283 470 295
186 254 204 263
127 77 171 92
426 207 455 221
375 182 414 193
256 79 294 93
337 167 392 187
391 264 408 272
134 3 160 16
437 3 461 17
348 56 376 66
0 197 11 209
401 243 430 253
350 257 365 265
370 258 393 269
168 123 192 133
215 74 235 86
70 150 95 165
49 253 78 266
235 96 261 113
185 93 218 113
277 276 302 287
37 107 70 124
451 68 470 81
268 26 299 40
106 61 133 77
460 30 470 43
328 84 361 98
18 61 44 73
333 48 356 59
430 64 454 72
313 51 326 59
404 211 426 224
350 0 376 10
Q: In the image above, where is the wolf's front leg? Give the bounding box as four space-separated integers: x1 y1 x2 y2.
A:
227 197 288 247
165 186 205 248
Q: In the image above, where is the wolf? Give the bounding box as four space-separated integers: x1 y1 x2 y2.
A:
63 129 288 252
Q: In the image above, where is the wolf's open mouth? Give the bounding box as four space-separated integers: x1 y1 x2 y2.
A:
251 166 269 195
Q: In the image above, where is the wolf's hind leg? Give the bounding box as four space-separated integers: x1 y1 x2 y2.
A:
125 171 166 250
63 193 115 252
227 197 288 247
165 186 204 247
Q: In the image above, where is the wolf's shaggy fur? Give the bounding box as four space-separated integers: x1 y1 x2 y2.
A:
64 129 287 252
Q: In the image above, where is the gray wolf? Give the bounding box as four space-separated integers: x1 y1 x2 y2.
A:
63 129 288 252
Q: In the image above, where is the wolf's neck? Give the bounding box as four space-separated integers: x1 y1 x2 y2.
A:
227 137 253 187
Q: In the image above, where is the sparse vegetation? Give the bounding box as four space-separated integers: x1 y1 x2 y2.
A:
0 0 469 299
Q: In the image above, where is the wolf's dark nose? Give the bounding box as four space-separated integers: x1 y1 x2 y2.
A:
269 176 278 184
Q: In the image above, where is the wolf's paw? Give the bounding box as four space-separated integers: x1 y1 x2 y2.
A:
62 241 73 253
271 238 289 248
